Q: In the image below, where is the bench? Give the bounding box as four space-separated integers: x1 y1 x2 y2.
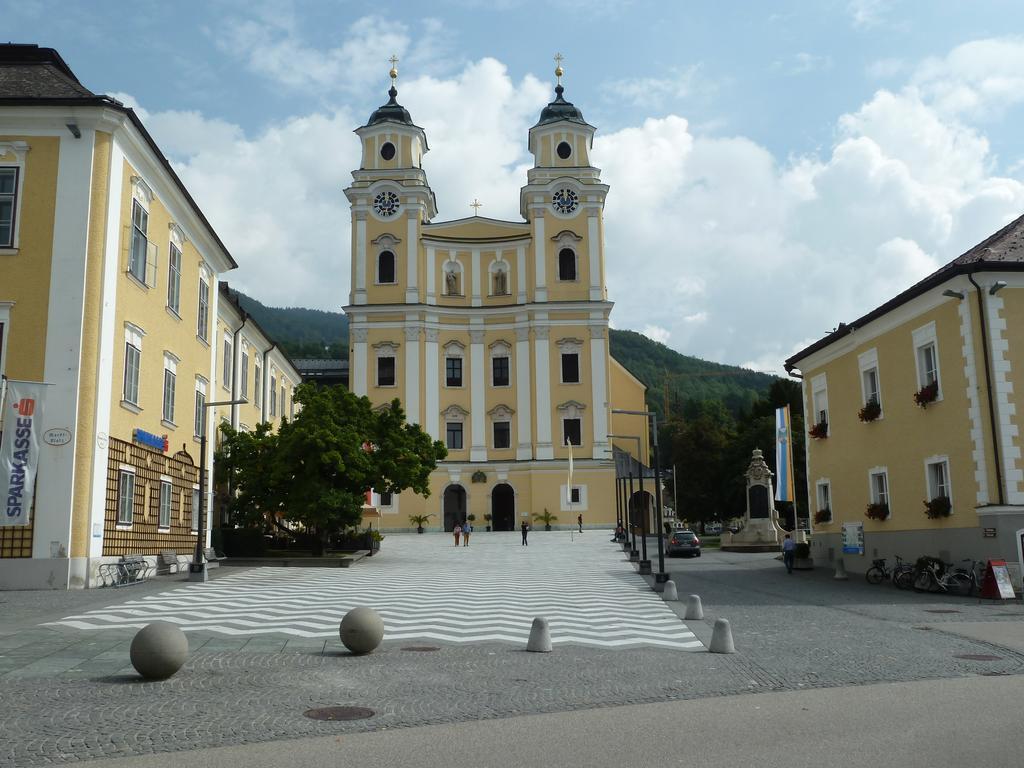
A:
98 554 151 587
204 547 227 568
157 549 187 575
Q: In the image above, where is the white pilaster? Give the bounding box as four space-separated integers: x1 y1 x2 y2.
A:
426 246 436 305
534 324 553 459
516 245 527 303
958 295 989 504
588 214 602 301
986 294 1023 503
405 212 418 303
533 215 547 302
424 325 440 440
515 323 533 460
589 326 610 459
352 327 368 397
354 214 367 305
470 327 487 461
471 248 482 307
404 324 421 424
36 130 96 585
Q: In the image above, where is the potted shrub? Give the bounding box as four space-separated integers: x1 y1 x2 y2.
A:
813 507 832 525
858 398 881 422
793 541 814 570
533 508 558 531
923 496 952 519
408 513 433 534
483 513 492 532
466 513 476 532
914 381 939 408
808 420 829 439
865 502 889 521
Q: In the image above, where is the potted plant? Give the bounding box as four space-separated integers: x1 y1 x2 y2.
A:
483 513 492 532
858 398 881 422
923 496 952 519
865 502 889 521
914 381 939 408
793 541 814 570
533 508 558 531
808 420 829 439
408 513 433 534
813 507 832 524
466 513 476 531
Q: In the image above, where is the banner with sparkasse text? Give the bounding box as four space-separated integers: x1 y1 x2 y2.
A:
1 380 48 527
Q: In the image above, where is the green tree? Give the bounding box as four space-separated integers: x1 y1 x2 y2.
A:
215 422 283 529
273 384 447 553
663 400 738 523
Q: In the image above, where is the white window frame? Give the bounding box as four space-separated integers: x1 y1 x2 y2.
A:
559 483 588 511
194 376 208 439
0 165 22 250
191 485 200 533
376 355 397 388
127 198 157 288
912 321 942 400
925 455 952 508
443 340 465 388
0 142 30 252
123 323 144 408
868 466 890 518
490 340 511 387
857 347 882 412
117 467 136 526
197 271 210 344
222 332 233 391
269 372 277 416
810 373 829 434
158 476 173 530
446 421 464 450
240 345 249 399
280 384 286 418
162 352 178 425
816 479 831 519
254 360 262 409
493 420 512 450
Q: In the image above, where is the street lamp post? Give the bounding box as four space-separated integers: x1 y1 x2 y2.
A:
612 408 668 584
627 472 638 561
189 397 247 583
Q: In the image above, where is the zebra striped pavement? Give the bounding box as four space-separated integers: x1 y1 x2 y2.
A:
45 532 703 650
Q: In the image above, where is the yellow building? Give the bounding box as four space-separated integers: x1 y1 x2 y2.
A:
786 215 1024 581
345 64 647 531
0 45 286 589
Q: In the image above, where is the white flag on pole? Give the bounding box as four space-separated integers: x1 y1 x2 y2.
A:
1 380 48 527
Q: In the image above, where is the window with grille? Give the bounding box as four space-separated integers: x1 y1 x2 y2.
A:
446 422 463 450
446 356 463 387
492 356 510 386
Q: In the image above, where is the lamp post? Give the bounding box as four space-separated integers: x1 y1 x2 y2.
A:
189 397 247 583
612 408 668 584
608 433 646 563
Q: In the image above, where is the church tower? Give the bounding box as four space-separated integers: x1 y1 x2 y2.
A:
345 57 645 533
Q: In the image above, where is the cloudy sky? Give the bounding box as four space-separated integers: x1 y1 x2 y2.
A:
8 0 1024 372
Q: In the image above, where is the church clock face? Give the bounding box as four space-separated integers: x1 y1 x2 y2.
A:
373 190 400 217
551 188 579 215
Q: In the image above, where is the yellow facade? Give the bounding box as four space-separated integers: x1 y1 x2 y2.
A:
787 217 1024 580
345 74 643 533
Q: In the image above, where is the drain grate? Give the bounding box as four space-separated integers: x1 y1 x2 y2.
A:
953 653 1002 661
924 609 961 614
303 706 376 721
401 646 440 652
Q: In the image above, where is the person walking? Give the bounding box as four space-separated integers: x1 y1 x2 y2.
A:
463 519 472 546
782 533 796 574
577 513 583 533
453 523 462 547
521 520 529 546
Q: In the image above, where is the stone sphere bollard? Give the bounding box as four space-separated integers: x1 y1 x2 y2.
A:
662 580 678 601
339 607 385 654
708 618 736 654
130 621 189 680
526 617 553 653
685 594 704 620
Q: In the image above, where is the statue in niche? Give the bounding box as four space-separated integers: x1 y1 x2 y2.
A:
445 268 459 296
493 268 507 296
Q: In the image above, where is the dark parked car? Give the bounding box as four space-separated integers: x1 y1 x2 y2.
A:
667 530 701 557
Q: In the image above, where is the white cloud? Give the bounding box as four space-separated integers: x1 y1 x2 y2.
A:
911 37 1024 121
847 0 889 29
641 325 671 345
772 53 833 76
866 58 906 79
603 66 705 108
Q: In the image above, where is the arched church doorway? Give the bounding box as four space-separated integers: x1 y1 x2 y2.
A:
629 490 654 534
491 484 515 531
443 485 467 531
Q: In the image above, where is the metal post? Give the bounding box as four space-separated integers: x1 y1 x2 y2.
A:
189 423 209 582
652 416 667 583
637 456 651 574
628 472 638 561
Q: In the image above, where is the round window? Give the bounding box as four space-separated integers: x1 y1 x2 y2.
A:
380 142 396 161
556 141 572 160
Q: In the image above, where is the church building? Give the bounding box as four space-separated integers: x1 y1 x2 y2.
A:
344 59 648 532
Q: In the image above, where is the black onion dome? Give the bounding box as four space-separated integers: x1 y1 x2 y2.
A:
535 85 588 127
366 86 414 126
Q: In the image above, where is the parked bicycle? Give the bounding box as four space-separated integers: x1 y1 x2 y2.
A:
950 559 985 596
865 556 914 587
912 558 972 595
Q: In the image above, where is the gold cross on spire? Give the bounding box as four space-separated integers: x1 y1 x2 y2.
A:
554 52 564 85
470 199 482 215
388 54 399 84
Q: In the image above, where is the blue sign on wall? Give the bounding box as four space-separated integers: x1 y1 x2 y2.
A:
133 428 168 453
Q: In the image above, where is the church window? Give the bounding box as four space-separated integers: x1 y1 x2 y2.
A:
493 421 511 449
492 356 510 387
446 422 463 450
446 356 463 387
558 248 577 281
380 142 396 161
377 356 396 387
377 250 396 284
563 418 582 447
556 141 572 160
561 353 580 384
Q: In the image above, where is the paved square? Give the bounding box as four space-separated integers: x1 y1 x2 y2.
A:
44 532 703 650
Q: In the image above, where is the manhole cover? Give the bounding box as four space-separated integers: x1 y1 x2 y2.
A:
303 706 375 721
401 646 440 652
953 654 1002 661
925 609 961 614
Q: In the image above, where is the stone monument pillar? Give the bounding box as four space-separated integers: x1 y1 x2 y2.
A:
720 449 786 552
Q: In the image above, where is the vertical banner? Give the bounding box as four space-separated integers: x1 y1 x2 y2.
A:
1 380 48 527
775 406 795 503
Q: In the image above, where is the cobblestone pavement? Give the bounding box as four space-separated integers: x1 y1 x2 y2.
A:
2 536 1023 767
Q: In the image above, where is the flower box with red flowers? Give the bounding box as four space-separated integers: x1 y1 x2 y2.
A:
858 398 881 422
808 420 829 439
923 496 952 519
865 502 889 521
914 381 939 408
813 507 832 524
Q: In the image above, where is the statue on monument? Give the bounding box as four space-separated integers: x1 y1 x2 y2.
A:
719 448 786 552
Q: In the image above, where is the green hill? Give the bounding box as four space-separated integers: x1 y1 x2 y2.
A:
231 290 777 411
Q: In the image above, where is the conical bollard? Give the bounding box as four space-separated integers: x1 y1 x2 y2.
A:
708 618 735 654
834 558 849 580
526 617 553 653
685 594 704 620
662 580 678 601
